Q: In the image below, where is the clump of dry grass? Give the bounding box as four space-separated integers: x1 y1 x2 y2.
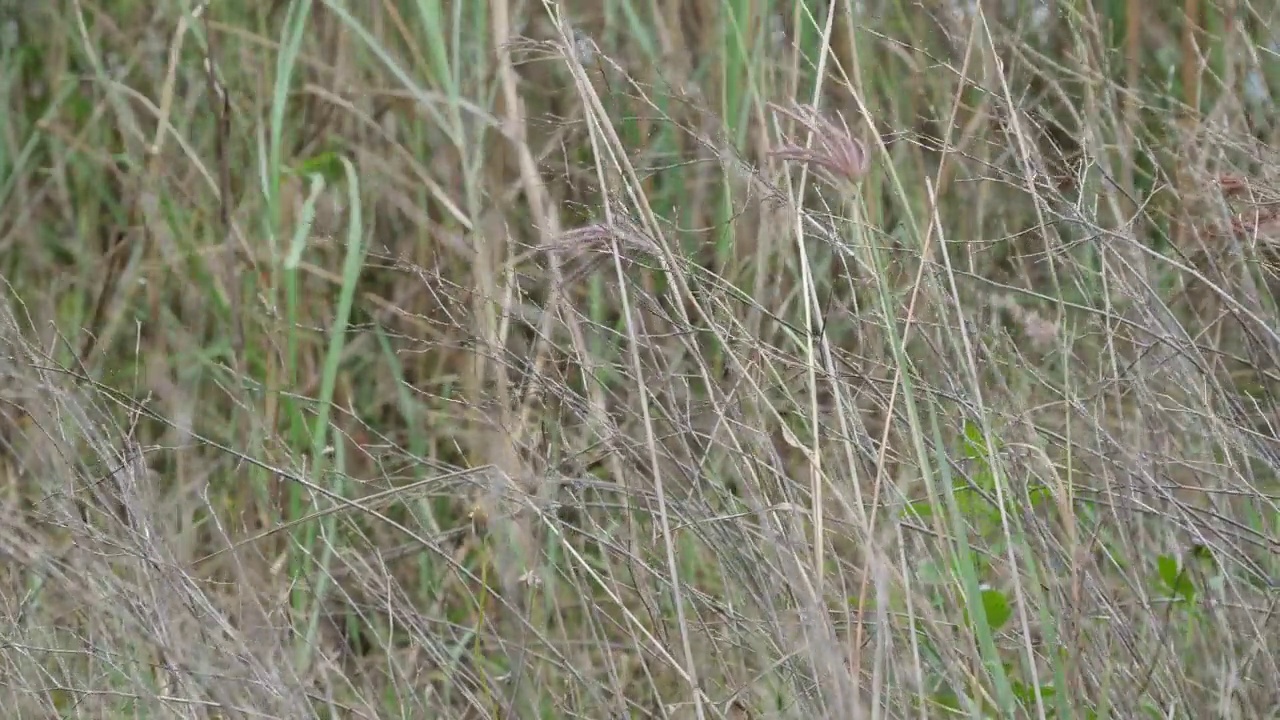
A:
0 1 1278 719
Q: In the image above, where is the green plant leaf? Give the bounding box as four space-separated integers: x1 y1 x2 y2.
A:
1156 554 1196 603
1156 554 1179 587
903 499 936 521
962 419 987 463
1028 485 1053 508
929 690 965 715
982 588 1013 631
971 469 997 495
1011 679 1056 706
963 587 1012 633
294 150 345 184
953 479 1002 532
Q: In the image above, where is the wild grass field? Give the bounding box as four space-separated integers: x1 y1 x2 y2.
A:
0 0 1277 717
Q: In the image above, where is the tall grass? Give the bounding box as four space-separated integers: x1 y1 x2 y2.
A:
0 0 1276 718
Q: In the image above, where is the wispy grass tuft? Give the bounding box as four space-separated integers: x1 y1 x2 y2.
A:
0 1 1277 718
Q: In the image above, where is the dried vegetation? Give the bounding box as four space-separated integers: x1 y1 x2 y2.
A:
0 0 1277 718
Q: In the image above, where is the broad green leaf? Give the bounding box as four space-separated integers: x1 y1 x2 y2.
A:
903 499 936 520
1012 679 1056 706
1156 555 1179 588
294 150 345 184
963 587 1012 633
1156 554 1196 603
983 588 1013 631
